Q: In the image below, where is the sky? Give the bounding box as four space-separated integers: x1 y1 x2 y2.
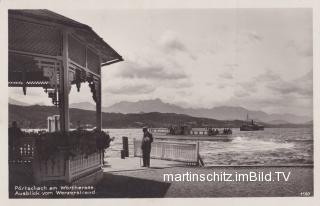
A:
9 8 313 116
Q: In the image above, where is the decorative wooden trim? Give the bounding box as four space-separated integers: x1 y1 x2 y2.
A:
69 59 101 78
9 82 50 87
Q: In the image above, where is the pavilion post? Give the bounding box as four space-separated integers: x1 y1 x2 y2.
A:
60 31 70 132
96 75 102 131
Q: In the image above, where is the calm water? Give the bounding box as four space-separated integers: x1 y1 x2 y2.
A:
104 128 313 166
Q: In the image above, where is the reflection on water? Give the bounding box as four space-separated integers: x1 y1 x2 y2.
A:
104 128 313 166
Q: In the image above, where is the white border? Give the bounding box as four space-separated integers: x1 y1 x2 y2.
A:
0 0 319 205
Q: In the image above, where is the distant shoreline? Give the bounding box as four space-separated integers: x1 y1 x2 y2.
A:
10 104 312 129
21 125 313 132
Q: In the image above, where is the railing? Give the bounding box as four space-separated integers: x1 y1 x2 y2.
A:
33 150 104 183
68 151 103 182
133 139 199 164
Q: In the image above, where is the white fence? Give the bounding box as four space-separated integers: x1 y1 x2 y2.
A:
32 149 103 183
69 151 103 182
133 139 199 164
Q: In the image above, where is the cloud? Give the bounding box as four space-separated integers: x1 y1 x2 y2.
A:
298 70 312 81
268 82 312 97
106 83 156 95
236 30 263 46
164 79 194 89
255 69 281 81
10 87 45 97
160 31 187 52
116 60 188 80
238 81 257 93
224 63 239 70
9 88 53 105
159 30 197 60
219 72 233 79
266 70 312 97
285 40 312 57
218 84 226 89
234 90 250 98
206 42 224 54
230 70 312 115
245 31 263 42
244 70 313 98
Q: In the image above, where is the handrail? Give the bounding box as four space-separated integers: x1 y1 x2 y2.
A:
133 138 199 164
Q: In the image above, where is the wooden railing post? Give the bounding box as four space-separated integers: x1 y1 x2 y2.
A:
161 142 165 159
122 136 129 157
196 141 200 166
133 138 136 157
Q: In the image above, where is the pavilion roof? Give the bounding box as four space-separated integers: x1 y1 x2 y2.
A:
9 9 123 65
9 9 89 29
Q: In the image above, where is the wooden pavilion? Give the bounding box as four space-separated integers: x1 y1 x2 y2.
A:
8 9 123 185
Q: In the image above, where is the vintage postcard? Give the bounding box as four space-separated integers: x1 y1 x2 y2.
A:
1 0 319 205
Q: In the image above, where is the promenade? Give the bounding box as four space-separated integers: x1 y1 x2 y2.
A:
96 157 313 198
103 157 187 172
9 157 313 198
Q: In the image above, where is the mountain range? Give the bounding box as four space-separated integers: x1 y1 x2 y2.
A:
9 104 310 129
9 97 311 124
68 98 311 124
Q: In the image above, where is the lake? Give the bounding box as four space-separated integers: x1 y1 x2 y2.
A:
104 128 313 166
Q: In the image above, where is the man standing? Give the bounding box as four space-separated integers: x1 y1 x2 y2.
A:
141 127 153 167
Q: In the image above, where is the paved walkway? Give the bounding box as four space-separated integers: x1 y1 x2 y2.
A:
99 166 313 197
103 157 187 172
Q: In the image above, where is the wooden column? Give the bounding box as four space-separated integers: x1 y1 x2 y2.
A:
96 76 102 131
60 31 70 132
